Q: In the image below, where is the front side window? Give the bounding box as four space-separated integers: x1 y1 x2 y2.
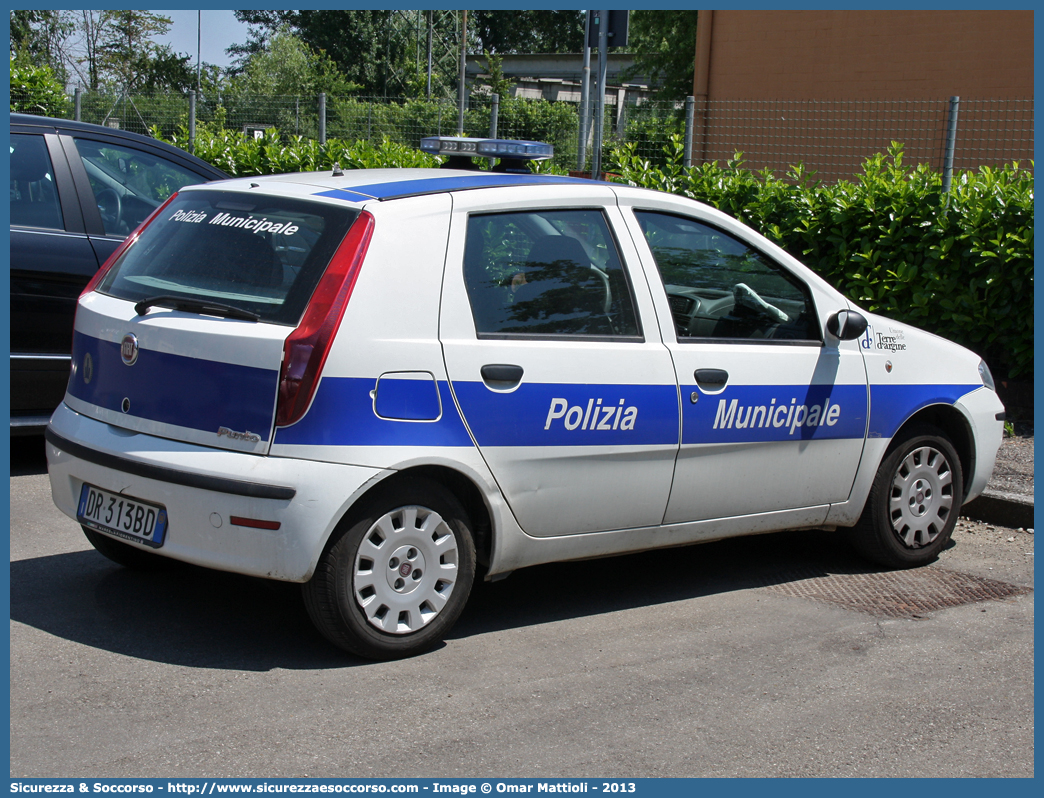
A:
463 209 641 339
635 211 819 342
10 134 64 230
74 137 209 236
98 190 358 325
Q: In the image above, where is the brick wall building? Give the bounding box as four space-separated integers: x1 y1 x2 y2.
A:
692 10 1033 179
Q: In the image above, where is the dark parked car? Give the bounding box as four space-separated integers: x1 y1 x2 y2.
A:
9 113 228 433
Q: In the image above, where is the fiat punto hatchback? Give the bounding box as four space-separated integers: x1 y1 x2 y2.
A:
46 137 1005 659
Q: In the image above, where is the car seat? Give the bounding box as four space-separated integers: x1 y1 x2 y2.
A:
510 235 613 333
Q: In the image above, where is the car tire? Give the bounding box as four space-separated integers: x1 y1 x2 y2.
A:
303 477 476 660
81 525 172 570
850 425 964 568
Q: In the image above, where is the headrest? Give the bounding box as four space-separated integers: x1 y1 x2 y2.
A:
525 235 590 271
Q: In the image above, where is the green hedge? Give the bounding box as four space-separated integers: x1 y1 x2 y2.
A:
160 125 1033 379
10 55 70 118
161 123 440 175
611 137 1034 379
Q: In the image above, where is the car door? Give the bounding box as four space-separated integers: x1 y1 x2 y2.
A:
9 129 99 421
440 186 680 537
619 197 869 524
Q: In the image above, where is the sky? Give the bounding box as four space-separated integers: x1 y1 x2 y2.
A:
152 9 252 68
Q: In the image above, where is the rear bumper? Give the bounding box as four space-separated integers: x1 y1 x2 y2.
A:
46 404 385 581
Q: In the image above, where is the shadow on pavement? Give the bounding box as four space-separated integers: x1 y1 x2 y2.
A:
455 528 885 639
10 434 48 477
11 549 349 671
12 525 885 672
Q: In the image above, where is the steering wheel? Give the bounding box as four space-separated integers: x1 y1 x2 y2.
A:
95 188 123 234
733 282 789 323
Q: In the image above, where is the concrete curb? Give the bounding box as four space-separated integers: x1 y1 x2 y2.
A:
962 491 1034 529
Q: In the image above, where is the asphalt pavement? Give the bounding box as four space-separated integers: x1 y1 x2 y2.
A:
962 432 1035 529
9 436 1035 778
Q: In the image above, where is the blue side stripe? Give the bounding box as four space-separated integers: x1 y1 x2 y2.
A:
274 378 980 449
313 173 589 202
454 381 679 447
68 332 279 440
274 378 473 447
682 383 867 444
682 383 979 444
868 383 980 439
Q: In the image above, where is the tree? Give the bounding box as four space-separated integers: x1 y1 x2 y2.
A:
67 10 107 92
9 10 74 84
624 11 699 101
96 10 173 93
231 30 359 97
230 10 458 97
57 11 205 95
473 51 515 99
136 45 196 94
10 51 70 116
470 10 584 54
226 9 585 98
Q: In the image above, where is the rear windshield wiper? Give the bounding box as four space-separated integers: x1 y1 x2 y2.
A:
134 295 260 322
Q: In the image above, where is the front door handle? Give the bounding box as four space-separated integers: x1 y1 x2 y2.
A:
694 368 729 390
481 363 524 387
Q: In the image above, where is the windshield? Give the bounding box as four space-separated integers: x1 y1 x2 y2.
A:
98 190 359 325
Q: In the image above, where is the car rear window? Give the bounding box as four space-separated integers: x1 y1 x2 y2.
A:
97 190 359 325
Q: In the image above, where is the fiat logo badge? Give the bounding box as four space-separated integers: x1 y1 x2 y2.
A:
120 333 139 366
399 563 412 577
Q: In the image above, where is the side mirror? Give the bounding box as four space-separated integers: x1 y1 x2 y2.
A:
826 309 868 341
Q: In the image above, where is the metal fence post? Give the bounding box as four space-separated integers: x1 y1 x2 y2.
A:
942 95 960 197
74 88 82 121
578 10 592 171
457 10 467 135
683 96 695 169
592 10 609 181
489 93 499 169
188 91 196 154
319 93 327 145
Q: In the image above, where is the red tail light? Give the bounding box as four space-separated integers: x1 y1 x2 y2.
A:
276 210 375 427
80 192 179 298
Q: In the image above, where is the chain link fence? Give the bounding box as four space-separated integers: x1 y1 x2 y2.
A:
693 98 1034 181
11 88 1032 181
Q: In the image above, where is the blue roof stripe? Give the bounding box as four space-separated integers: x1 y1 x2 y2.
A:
314 173 591 202
312 188 377 203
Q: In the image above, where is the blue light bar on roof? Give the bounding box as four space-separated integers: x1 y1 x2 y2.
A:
476 138 553 160
420 136 479 156
420 136 553 161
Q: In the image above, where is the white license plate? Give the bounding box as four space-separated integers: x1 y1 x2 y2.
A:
77 483 168 548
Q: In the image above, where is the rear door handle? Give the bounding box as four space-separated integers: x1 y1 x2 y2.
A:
694 368 729 390
481 363 524 387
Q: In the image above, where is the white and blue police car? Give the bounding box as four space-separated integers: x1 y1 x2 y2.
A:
46 136 1005 659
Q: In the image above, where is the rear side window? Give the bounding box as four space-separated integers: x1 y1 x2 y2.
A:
463 209 641 339
10 134 64 230
98 190 358 325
